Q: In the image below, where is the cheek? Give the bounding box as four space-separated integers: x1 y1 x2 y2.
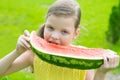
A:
43 30 49 40
62 35 73 45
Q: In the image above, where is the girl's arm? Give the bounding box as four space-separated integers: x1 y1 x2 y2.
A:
85 70 94 80
0 30 32 77
86 69 107 80
93 69 107 80
0 49 20 76
0 50 34 77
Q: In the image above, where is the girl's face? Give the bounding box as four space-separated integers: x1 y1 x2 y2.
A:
44 15 79 46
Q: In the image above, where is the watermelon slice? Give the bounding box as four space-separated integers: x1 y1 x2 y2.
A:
30 31 105 70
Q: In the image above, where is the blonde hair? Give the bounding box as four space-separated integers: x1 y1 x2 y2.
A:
37 0 81 38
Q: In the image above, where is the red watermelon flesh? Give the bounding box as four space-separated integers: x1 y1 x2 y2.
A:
31 31 106 59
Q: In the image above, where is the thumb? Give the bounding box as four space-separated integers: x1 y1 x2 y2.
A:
24 30 30 37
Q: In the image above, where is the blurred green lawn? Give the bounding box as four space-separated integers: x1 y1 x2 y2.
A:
0 71 34 80
0 0 119 80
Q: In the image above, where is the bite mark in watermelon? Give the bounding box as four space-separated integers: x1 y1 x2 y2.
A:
30 31 105 70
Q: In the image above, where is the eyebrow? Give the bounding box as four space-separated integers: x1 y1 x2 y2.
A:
46 23 56 29
46 23 53 27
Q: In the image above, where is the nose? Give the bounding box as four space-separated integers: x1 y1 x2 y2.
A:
51 32 59 40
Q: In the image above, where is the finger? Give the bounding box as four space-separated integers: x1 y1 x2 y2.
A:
108 56 114 68
24 30 30 37
106 49 117 55
107 55 119 68
20 38 30 49
102 55 108 68
22 35 30 42
18 39 26 48
114 55 120 67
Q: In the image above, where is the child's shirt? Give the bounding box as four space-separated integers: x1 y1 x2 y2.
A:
34 56 86 80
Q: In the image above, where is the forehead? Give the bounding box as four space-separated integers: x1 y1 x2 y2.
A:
46 15 75 30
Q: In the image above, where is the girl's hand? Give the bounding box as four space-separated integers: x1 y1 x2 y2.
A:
16 30 31 54
98 50 119 73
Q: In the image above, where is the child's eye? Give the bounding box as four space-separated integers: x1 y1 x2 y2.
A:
61 30 68 35
48 26 54 31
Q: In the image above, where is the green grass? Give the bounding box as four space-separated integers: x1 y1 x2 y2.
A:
0 0 120 79
0 71 34 80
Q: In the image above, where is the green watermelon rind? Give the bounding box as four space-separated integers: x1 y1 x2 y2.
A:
31 44 103 70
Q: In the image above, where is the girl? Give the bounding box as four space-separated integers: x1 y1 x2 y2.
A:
0 0 119 80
